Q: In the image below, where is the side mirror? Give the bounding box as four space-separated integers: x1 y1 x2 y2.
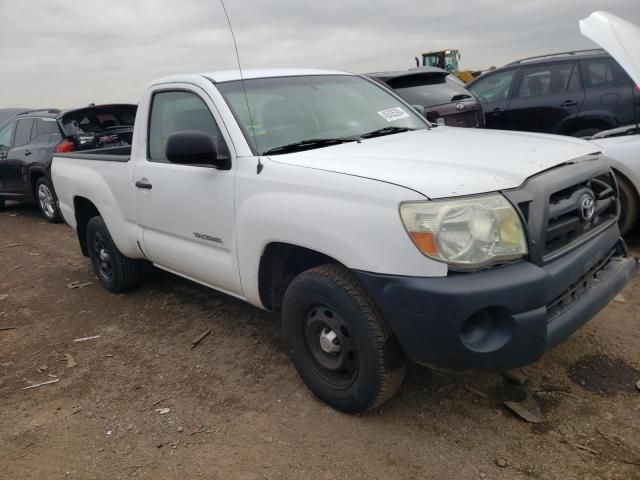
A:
165 131 230 169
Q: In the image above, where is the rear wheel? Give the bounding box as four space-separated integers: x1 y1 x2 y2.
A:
615 174 639 235
35 177 61 223
282 264 405 413
86 216 140 292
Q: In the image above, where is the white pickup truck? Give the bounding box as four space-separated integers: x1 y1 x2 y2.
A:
52 67 636 413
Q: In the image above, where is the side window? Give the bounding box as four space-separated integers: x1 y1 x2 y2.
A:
516 62 577 98
0 122 16 149
468 70 516 103
14 119 34 147
582 58 628 88
37 118 62 135
148 90 229 163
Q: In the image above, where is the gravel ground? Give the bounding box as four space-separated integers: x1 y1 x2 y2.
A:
1 203 639 480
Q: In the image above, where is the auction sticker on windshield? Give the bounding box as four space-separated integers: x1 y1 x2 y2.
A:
378 107 410 122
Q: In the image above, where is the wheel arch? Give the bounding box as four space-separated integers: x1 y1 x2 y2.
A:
567 113 617 135
611 167 640 230
258 242 344 312
29 169 47 200
73 196 101 257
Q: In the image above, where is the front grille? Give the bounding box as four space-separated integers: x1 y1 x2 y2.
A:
546 248 615 320
503 157 619 266
544 173 617 255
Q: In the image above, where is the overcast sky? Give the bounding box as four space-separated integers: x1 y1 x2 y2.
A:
0 0 638 108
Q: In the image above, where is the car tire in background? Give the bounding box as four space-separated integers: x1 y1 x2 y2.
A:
281 264 405 413
35 177 62 223
615 174 639 235
571 128 603 138
86 216 140 292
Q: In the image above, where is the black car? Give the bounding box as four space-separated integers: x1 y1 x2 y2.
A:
367 68 484 128
467 49 639 137
0 104 136 222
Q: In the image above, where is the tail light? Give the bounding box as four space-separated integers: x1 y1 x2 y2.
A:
55 140 75 153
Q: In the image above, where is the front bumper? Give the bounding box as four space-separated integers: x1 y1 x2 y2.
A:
356 226 636 370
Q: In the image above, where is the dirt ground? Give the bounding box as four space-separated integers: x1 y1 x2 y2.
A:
1 203 639 480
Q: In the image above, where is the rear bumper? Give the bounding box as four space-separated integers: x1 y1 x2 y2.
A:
356 226 636 370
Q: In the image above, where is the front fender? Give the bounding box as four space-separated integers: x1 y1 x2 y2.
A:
234 159 447 307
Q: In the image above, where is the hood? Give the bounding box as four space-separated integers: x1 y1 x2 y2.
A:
267 128 599 199
580 11 640 85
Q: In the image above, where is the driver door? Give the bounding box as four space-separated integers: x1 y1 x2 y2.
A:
134 85 242 297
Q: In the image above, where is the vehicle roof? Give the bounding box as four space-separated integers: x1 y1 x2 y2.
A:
420 49 458 55
505 48 609 66
366 67 448 82
153 68 353 85
10 109 61 120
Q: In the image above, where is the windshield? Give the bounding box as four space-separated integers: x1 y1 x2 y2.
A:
216 75 427 155
423 53 459 73
384 75 472 106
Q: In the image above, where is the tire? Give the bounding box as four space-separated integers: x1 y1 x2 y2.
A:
282 264 405 413
0 198 4 210
86 216 140 292
571 128 602 138
35 177 62 223
615 174 639 235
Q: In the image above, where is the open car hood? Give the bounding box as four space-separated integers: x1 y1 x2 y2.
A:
580 11 640 86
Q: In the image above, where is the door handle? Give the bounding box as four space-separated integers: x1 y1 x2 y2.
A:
135 179 153 190
560 100 578 107
24 150 32 156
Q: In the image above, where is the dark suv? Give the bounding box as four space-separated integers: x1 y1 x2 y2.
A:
0 105 136 222
467 49 638 137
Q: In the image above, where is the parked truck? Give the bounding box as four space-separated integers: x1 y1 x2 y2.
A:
52 68 636 413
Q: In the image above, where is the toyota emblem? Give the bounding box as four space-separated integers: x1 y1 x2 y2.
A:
580 193 596 222
456 103 466 111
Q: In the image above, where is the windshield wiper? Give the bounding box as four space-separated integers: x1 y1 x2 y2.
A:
262 138 359 155
359 126 416 139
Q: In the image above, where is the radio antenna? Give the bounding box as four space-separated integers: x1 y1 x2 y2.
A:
219 0 262 172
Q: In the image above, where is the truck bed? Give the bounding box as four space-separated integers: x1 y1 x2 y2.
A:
55 145 132 162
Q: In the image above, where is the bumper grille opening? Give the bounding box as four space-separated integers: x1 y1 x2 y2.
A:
546 248 616 320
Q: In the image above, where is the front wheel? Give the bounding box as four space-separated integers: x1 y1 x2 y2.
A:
35 177 61 223
86 216 140 292
282 264 405 413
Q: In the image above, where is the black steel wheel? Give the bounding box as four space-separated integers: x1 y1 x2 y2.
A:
282 264 405 413
302 303 359 390
86 216 140 292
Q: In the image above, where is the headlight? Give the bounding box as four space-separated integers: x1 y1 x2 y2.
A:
400 194 527 270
